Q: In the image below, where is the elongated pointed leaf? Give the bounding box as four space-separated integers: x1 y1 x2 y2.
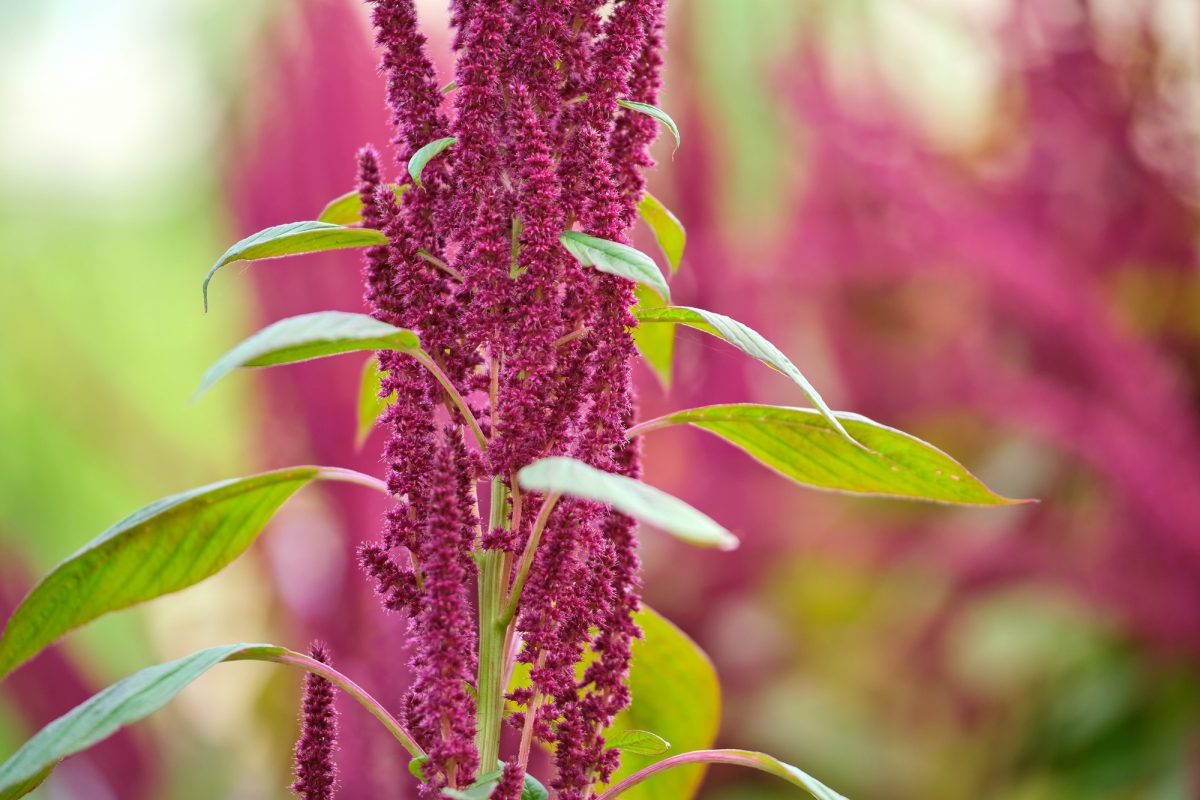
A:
0 643 421 796
605 608 719 800
632 404 1025 506
318 184 409 225
408 137 457 186
617 100 680 149
0 467 384 681
632 306 855 444
356 355 394 448
0 644 278 794
197 311 420 397
607 730 671 757
598 750 847 800
637 193 685 274
517 457 735 549
631 286 675 389
203 221 387 310
0 766 50 800
561 231 670 303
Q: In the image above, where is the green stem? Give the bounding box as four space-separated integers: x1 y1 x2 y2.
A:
475 478 510 767
246 650 425 759
411 350 488 449
499 492 561 626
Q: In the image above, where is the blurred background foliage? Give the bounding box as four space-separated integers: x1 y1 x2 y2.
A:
1 0 1198 797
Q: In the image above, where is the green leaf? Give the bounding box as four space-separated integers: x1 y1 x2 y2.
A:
521 774 550 800
356 355 395 449
408 756 430 782
518 457 736 550
203 221 387 310
0 642 424 796
728 751 847 800
0 467 384 681
408 137 457 187
597 750 847 800
602 607 720 800
637 193 685 274
505 608 719 800
0 765 50 800
607 730 671 757
631 285 675 389
561 231 670 304
196 311 421 397
318 184 409 225
617 100 681 149
631 404 1026 506
444 766 546 800
632 306 856 445
0 644 283 794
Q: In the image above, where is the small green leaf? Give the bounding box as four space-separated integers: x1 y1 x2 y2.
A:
602 607 720 800
408 756 430 782
356 355 394 449
637 193 685 274
607 730 671 757
561 231 670 303
440 80 458 94
441 765 548 800
408 137 457 187
631 285 675 389
517 457 736 550
0 467 384 681
197 311 421 397
632 306 856 445
617 100 680 149
203 221 387 311
521 773 549 800
0 644 285 794
442 767 503 800
632 404 1027 506
318 184 409 225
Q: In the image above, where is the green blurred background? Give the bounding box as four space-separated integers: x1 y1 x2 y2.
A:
3 0 1199 797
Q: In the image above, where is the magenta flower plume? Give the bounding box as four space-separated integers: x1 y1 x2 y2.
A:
489 760 526 800
353 0 669 794
404 432 480 793
292 642 338 800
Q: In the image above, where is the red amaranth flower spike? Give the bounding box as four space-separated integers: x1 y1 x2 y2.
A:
489 760 526 800
292 642 338 800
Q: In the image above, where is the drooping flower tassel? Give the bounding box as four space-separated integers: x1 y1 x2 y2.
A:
292 642 339 800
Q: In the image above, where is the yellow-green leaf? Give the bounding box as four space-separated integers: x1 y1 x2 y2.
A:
631 285 675 389
637 193 685 274
197 311 420 397
517 457 736 550
356 355 394 448
203 221 387 310
0 643 421 796
632 306 855 445
630 403 1027 506
561 231 670 304
602 607 720 800
318 184 409 225
617 100 680 149
408 137 457 187
0 468 384 681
